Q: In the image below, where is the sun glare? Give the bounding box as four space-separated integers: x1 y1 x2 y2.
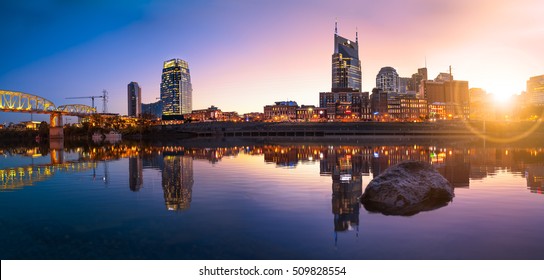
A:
484 82 521 107
490 92 513 107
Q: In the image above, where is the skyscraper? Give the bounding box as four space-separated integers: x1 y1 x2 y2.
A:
376 66 400 93
332 22 362 92
160 58 193 120
127 81 141 117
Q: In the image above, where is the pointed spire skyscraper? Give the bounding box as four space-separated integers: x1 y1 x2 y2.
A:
331 22 362 92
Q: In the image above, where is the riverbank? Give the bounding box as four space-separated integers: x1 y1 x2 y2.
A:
151 120 544 140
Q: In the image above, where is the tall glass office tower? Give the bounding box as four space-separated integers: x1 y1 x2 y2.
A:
332 22 362 92
127 81 141 117
160 58 193 120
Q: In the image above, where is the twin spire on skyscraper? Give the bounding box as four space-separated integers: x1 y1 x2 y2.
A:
335 18 358 43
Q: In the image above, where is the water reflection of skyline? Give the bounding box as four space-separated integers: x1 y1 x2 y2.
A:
3 143 544 198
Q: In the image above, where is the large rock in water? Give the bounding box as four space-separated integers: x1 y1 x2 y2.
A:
360 160 454 216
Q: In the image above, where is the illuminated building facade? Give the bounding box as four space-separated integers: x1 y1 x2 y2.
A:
527 75 544 106
332 22 361 92
319 22 365 121
160 58 193 120
295 105 327 122
421 80 469 119
319 92 368 120
263 101 298 121
387 97 428 121
127 81 141 117
188 105 222 121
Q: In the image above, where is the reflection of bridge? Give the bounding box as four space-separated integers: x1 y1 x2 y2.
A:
0 161 97 190
0 90 96 140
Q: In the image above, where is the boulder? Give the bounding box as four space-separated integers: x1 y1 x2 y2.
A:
360 160 454 216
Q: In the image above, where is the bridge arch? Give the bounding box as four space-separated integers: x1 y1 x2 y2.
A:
57 104 96 115
0 90 56 113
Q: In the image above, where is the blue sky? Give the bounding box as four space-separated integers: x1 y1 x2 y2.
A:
1 0 543 123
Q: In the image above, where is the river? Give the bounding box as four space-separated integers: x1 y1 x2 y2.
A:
1 138 544 259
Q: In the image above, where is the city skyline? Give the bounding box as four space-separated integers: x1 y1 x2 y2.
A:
1 0 543 122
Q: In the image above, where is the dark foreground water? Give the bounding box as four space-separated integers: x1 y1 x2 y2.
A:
1 139 544 259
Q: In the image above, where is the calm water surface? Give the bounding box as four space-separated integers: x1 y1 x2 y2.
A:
1 140 544 259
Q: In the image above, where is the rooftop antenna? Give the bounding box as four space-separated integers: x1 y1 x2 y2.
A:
425 56 427 68
335 17 338 34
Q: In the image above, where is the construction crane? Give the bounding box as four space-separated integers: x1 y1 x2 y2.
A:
66 90 108 113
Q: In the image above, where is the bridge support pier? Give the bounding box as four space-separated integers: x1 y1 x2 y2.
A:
49 113 64 140
49 112 64 155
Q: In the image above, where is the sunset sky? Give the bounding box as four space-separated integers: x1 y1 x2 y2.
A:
1 0 543 121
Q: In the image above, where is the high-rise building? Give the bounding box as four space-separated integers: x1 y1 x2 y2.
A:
160 58 193 120
399 77 410 94
408 67 428 94
376 66 399 93
527 75 544 106
321 21 364 120
127 82 141 117
332 22 361 92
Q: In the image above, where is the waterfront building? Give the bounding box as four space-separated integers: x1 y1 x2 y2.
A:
296 105 327 122
527 75 544 106
420 79 469 119
141 100 163 119
370 88 388 121
360 93 373 121
387 96 428 121
263 101 299 121
160 58 193 120
221 111 242 122
319 91 366 120
332 22 362 92
127 82 141 117
334 101 358 121
243 112 265 122
376 67 400 93
188 105 222 122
